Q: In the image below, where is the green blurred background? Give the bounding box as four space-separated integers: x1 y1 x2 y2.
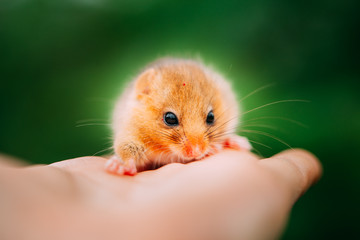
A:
0 0 359 238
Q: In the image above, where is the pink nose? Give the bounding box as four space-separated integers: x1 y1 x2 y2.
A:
184 143 203 158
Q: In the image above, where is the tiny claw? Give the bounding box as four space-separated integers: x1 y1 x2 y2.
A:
116 165 125 175
123 159 137 176
105 157 121 173
105 157 137 176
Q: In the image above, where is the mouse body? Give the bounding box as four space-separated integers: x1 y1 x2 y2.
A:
106 58 251 175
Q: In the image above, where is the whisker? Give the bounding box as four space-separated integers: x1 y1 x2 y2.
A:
241 124 278 130
242 99 310 116
250 145 264 158
76 123 111 127
92 146 113 156
240 129 293 149
152 130 180 143
208 125 239 138
239 83 276 103
204 104 239 135
204 104 240 136
247 140 272 149
241 116 308 128
172 128 183 138
205 116 239 137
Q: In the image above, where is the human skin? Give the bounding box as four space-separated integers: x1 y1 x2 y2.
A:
0 149 321 240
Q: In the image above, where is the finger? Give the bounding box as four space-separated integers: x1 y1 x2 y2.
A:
259 149 322 202
49 156 140 193
49 157 121 181
50 156 108 170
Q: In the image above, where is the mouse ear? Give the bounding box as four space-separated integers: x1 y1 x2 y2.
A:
135 68 157 99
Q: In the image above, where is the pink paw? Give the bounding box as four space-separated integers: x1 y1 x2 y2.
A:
105 156 121 173
223 135 252 151
123 159 137 176
207 143 223 156
105 157 137 176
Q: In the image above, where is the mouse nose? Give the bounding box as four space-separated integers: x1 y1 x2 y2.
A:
184 142 204 158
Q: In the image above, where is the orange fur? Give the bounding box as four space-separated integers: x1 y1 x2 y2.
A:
112 58 241 171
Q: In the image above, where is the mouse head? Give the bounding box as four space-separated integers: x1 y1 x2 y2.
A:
134 59 239 162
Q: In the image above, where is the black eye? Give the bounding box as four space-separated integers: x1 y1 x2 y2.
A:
206 110 215 125
163 112 179 126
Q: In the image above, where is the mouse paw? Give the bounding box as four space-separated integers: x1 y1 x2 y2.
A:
105 157 137 176
105 156 122 174
207 143 223 156
123 159 137 176
223 135 252 151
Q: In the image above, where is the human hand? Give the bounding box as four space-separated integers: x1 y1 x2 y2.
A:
0 149 321 240
49 149 321 240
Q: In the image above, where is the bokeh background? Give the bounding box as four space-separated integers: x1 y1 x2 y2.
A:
0 0 359 239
